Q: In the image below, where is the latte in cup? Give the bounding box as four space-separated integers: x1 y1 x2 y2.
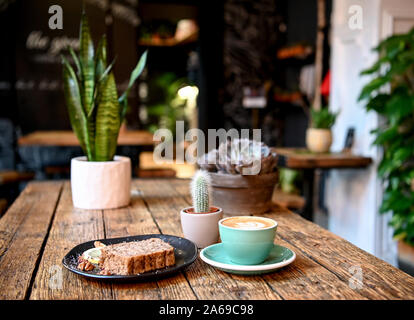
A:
219 216 278 265
221 216 276 230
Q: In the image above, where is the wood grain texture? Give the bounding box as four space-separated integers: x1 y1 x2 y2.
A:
0 182 63 299
18 130 154 146
264 205 414 299
135 180 282 300
274 148 372 169
102 196 196 300
136 180 368 300
30 183 112 300
1 178 413 300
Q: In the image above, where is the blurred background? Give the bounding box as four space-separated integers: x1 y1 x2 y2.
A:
0 0 323 201
1 0 414 274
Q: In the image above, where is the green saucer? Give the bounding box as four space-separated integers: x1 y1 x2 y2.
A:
200 243 296 275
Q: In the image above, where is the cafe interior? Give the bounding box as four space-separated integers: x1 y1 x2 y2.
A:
1 0 414 284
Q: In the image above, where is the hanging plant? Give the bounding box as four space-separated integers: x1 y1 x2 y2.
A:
359 29 414 246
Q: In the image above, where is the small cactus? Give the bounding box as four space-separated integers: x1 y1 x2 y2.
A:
191 170 211 213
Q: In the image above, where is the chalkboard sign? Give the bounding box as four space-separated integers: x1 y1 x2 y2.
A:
1 0 140 133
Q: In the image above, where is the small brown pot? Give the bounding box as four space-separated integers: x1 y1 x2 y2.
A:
209 172 278 216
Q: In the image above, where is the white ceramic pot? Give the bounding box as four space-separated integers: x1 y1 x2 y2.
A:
180 206 223 248
306 128 333 153
71 156 131 210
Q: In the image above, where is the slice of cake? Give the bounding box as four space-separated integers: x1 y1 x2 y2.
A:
99 238 175 275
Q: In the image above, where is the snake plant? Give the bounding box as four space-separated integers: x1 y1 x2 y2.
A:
62 10 147 161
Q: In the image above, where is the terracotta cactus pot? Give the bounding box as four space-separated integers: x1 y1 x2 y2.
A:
306 128 333 153
209 172 278 216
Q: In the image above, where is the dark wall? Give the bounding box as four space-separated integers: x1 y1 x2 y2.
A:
197 0 224 133
0 0 139 134
0 1 18 124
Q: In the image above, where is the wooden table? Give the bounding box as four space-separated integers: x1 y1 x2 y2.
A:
274 148 372 221
274 148 372 169
0 171 34 185
18 130 154 146
1 179 413 300
18 130 155 177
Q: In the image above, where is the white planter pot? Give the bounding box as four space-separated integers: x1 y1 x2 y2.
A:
71 156 131 210
306 128 333 153
180 207 223 248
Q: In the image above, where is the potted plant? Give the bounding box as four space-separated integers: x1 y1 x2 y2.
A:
180 170 223 248
306 108 338 153
62 11 147 209
359 28 414 264
198 139 278 215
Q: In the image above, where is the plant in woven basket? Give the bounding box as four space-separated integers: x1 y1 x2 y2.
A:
191 170 211 213
359 28 414 246
62 10 147 161
198 139 277 175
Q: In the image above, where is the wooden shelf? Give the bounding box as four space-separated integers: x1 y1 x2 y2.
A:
277 44 313 60
18 130 154 147
273 148 372 169
138 30 198 47
274 91 303 103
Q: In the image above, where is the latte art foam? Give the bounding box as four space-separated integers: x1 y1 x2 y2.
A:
233 221 268 229
221 217 275 230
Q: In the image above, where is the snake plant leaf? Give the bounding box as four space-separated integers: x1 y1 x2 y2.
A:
90 58 116 119
63 9 148 162
98 58 116 83
119 50 148 121
79 10 95 116
95 35 107 81
91 35 109 118
95 72 121 161
62 57 93 160
68 47 82 82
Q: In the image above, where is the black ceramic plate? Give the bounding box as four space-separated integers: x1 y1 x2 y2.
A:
62 234 197 282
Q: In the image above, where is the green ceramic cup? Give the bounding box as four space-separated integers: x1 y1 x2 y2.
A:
218 216 278 265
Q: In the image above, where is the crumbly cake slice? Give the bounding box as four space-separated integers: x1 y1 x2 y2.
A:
99 238 175 275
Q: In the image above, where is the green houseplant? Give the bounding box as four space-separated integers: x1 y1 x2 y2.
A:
145 73 190 136
65 10 147 210
310 108 338 129
306 108 338 153
359 29 414 249
180 170 223 248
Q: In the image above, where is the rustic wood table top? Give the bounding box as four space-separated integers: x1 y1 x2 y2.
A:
1 179 413 300
274 148 372 169
18 130 154 147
